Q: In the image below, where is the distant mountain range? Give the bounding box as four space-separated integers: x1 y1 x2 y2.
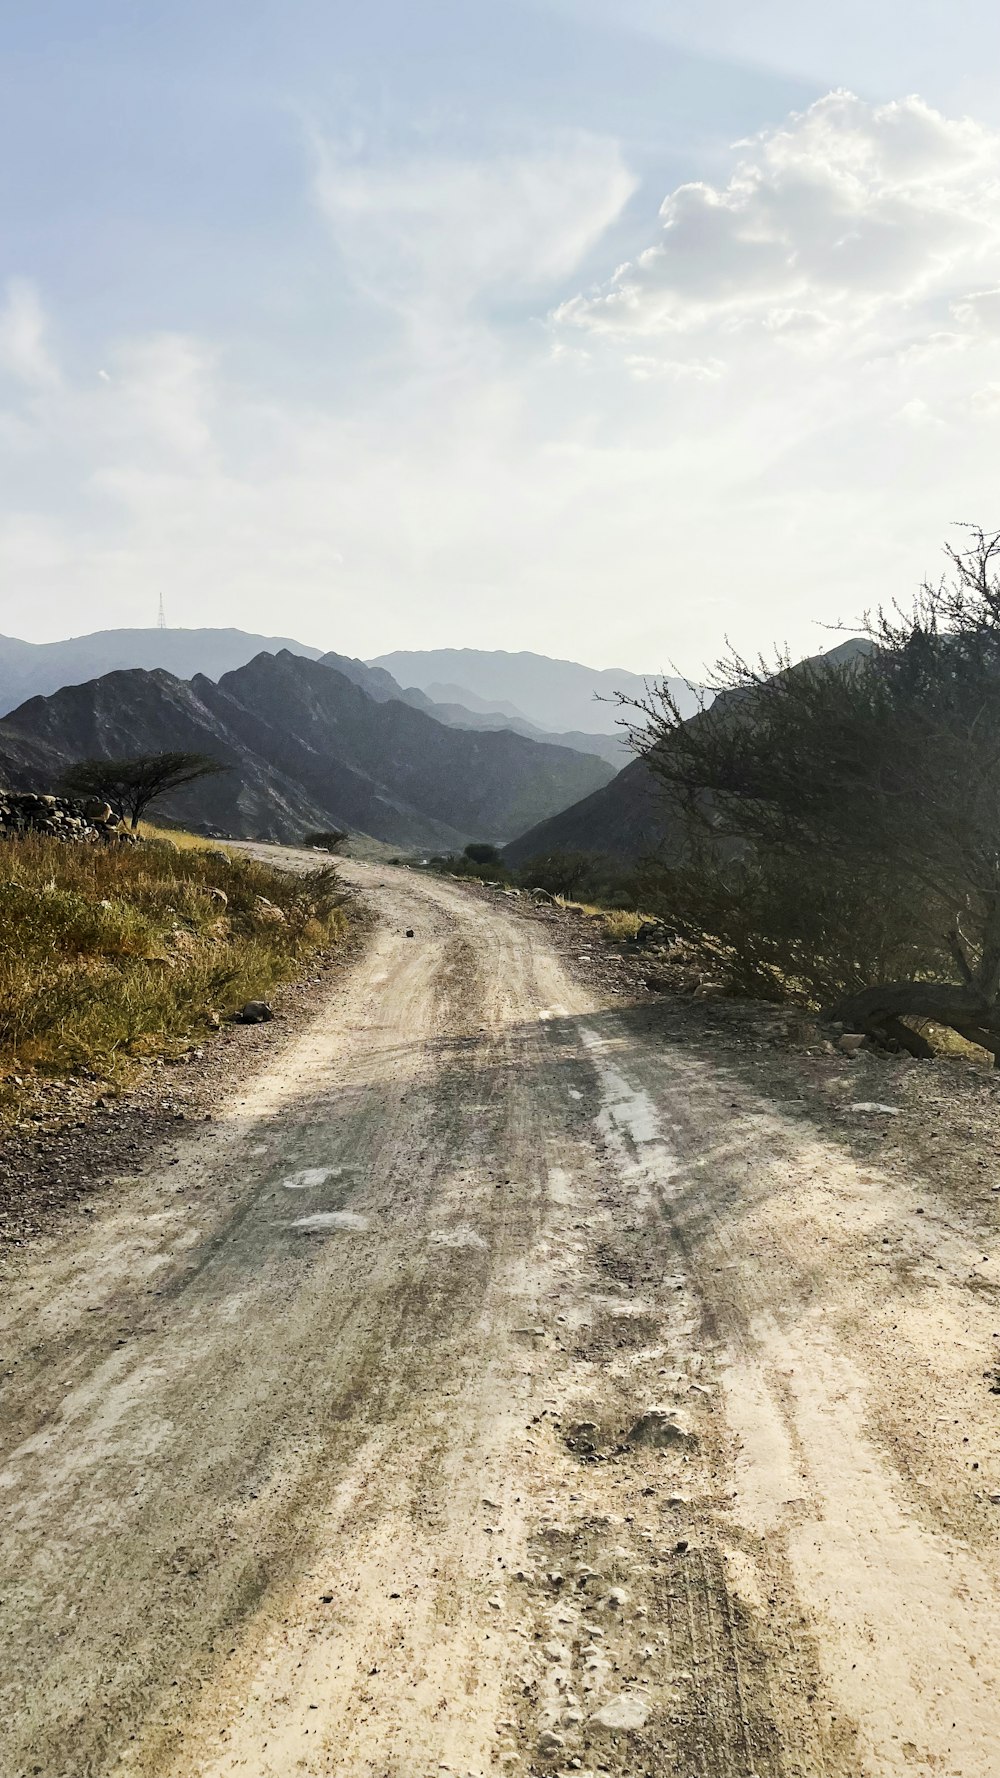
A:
0 628 745 856
370 648 702 735
0 628 323 717
0 651 614 850
0 630 634 765
324 651 627 765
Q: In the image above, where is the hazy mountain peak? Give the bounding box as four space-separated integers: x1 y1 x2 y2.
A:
0 627 323 718
369 647 701 735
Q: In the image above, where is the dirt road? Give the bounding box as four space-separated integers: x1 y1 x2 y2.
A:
2 859 1000 1778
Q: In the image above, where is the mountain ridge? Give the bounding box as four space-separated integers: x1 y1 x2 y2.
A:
0 651 615 850
319 651 626 765
0 631 630 767
0 628 323 718
370 647 703 735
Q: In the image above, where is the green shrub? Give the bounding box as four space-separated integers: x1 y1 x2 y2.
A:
303 829 347 852
427 851 513 883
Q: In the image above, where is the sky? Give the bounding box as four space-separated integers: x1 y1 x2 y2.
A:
4 3 1000 675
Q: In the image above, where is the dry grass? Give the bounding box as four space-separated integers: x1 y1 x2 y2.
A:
135 820 229 852
595 908 646 942
556 898 647 943
0 833 348 1102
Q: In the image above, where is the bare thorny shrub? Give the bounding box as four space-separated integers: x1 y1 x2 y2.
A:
624 528 1000 1060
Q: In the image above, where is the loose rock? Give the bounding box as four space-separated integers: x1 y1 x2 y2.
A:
236 1001 274 1024
592 1693 649 1731
626 1409 694 1450
0 789 127 844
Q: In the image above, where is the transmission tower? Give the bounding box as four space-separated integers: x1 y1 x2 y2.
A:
157 593 166 630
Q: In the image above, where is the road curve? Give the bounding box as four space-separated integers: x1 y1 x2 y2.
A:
2 859 999 1778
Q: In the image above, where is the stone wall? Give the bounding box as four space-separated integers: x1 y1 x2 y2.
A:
0 792 134 842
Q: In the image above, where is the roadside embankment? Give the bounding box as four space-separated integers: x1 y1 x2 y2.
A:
0 833 355 1244
459 871 1000 1221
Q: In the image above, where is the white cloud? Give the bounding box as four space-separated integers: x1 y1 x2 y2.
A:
0 279 59 387
313 134 637 323
952 287 1000 334
557 93 1000 349
533 92 1000 663
6 98 1000 675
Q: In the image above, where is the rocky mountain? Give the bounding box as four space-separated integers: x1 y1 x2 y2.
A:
504 639 871 869
0 667 330 842
1 633 650 766
504 754 662 868
425 684 528 721
0 651 615 850
324 651 627 766
370 648 703 735
0 627 322 717
414 695 628 766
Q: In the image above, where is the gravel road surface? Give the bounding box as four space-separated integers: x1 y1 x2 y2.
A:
2 857 999 1778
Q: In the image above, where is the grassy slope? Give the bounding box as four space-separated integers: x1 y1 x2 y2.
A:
0 832 348 1110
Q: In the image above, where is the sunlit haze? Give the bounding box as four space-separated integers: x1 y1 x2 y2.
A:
4 1 1000 672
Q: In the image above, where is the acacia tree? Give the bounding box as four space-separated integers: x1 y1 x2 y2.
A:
624 528 1000 1060
517 850 603 899
61 751 228 830
303 829 348 853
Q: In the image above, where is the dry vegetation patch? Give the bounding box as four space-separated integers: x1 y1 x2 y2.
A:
0 832 348 1121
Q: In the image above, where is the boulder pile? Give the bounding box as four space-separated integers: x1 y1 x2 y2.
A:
0 791 135 842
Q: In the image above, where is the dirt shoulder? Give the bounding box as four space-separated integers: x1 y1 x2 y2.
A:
460 874 1000 1231
0 902 371 1257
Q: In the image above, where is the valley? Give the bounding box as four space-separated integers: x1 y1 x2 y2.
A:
10 15 1000 1773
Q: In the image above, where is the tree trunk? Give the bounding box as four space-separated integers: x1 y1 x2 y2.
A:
867 1015 935 1059
825 979 1000 1061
